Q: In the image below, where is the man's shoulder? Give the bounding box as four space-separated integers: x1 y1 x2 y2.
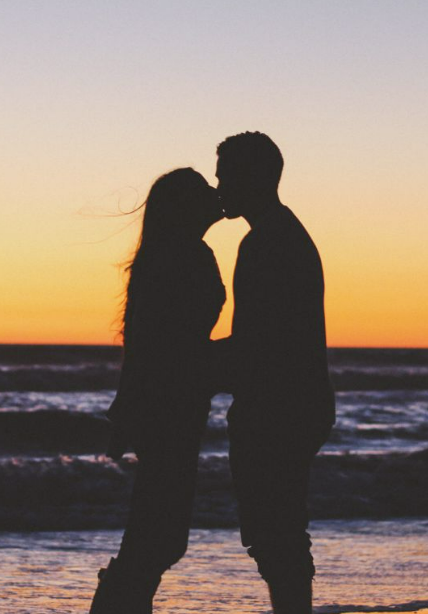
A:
237 206 323 282
275 206 312 241
273 206 321 261
240 206 316 252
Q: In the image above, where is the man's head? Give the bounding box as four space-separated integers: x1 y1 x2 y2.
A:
216 131 284 219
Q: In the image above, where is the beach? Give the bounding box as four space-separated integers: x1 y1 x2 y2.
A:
2 521 428 613
1 345 427 612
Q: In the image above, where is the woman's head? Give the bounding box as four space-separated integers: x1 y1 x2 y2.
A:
122 168 222 343
141 167 222 244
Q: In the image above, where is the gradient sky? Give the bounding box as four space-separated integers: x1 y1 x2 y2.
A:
1 0 427 346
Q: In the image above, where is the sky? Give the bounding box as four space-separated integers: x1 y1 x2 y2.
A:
1 0 427 347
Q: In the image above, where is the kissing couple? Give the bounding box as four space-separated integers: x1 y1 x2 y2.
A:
88 131 335 614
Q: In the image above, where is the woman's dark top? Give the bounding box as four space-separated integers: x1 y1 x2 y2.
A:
107 237 225 444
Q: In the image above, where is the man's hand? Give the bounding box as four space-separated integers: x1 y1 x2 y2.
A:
106 424 129 461
208 337 235 395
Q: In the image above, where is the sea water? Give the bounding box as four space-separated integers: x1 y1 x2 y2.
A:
0 345 427 612
1 521 428 613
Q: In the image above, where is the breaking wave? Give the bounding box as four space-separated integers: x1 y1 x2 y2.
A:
0 449 427 531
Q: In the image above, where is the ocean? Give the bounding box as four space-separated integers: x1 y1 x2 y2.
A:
1 345 427 613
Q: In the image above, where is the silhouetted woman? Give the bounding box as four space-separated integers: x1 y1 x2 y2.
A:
89 168 225 614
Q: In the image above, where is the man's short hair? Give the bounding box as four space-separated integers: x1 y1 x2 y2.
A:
217 131 284 187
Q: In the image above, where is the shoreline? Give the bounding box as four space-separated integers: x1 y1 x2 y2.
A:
319 606 428 613
317 599 428 613
339 611 428 614
2 524 427 613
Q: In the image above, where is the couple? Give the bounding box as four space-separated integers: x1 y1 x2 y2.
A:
89 132 335 614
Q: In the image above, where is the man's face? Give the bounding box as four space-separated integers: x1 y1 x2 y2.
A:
215 156 248 219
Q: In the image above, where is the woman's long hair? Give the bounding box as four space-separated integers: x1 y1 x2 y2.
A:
122 167 205 346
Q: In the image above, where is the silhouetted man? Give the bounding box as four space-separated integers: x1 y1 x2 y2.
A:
215 132 335 613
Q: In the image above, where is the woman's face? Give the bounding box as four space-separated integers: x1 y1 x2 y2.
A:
188 175 224 232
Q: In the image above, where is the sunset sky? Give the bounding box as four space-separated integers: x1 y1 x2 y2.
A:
1 0 427 347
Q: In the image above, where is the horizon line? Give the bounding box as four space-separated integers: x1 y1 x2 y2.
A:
0 343 427 351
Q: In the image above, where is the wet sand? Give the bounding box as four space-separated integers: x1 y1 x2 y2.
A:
2 520 427 613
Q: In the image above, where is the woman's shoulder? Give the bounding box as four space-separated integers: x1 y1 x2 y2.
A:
145 236 211 259
169 238 219 271
137 238 223 293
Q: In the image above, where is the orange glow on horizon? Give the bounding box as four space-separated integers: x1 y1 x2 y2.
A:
1 208 428 348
